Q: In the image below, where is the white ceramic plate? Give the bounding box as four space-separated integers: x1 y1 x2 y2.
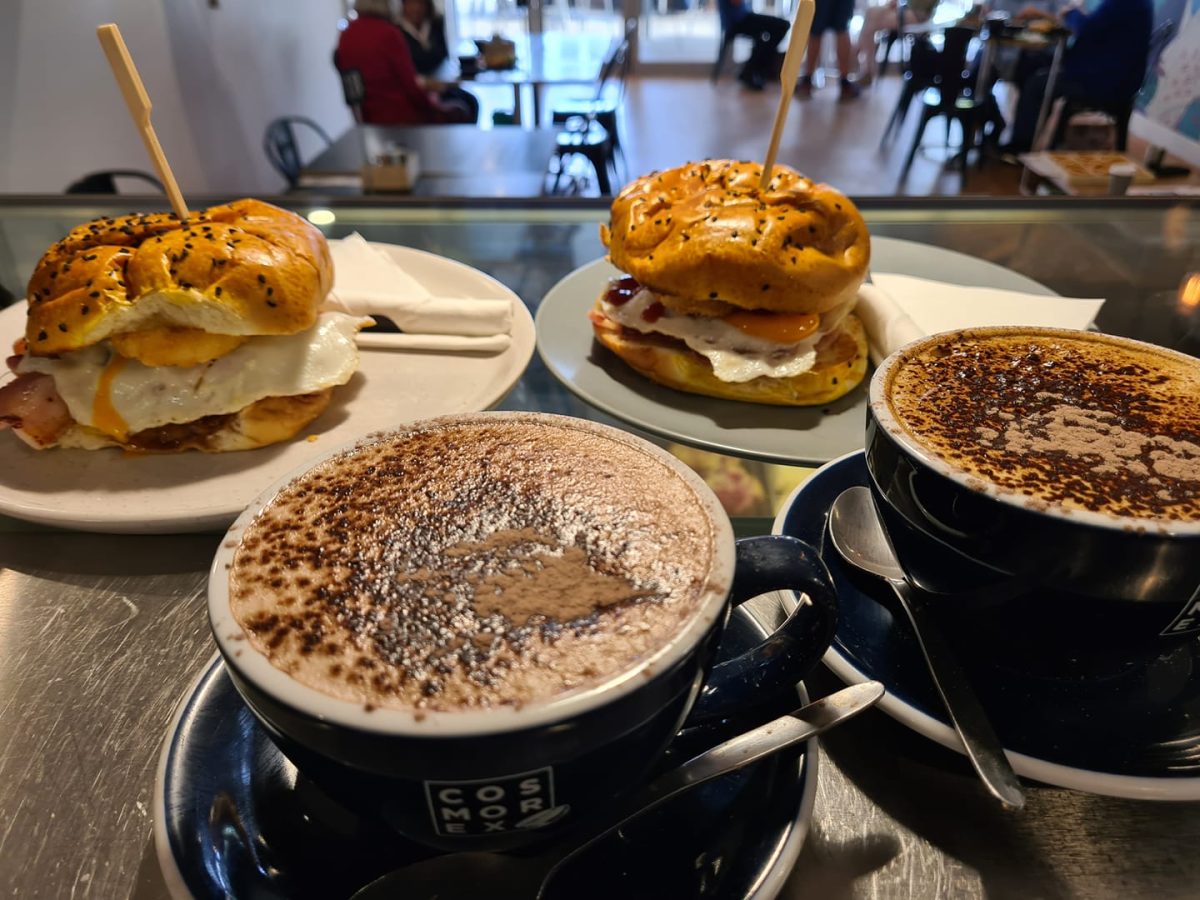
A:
535 236 1056 465
0 245 535 534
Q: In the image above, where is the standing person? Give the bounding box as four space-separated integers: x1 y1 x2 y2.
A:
796 0 861 100
855 0 939 85
335 0 471 125
397 0 480 123
1001 0 1153 152
716 0 791 91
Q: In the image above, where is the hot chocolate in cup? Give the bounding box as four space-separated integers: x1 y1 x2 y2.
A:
209 412 838 851
864 326 1200 667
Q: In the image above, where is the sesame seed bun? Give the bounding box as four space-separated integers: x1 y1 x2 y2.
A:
601 160 869 316
25 199 332 365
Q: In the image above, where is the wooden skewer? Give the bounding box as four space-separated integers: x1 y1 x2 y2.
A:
759 0 817 192
96 23 190 220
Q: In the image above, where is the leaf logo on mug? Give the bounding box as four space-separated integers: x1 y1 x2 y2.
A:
424 768 559 836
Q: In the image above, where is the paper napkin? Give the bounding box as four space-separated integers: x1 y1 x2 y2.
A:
857 272 1106 365
327 233 512 346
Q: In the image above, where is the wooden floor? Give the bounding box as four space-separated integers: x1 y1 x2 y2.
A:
614 74 1023 197
480 73 1156 197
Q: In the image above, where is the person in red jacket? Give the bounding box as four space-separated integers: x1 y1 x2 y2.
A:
336 0 470 125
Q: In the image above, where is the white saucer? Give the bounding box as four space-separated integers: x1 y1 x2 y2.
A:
0 245 535 533
535 236 1056 465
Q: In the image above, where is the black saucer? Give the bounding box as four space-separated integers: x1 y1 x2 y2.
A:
773 451 1200 800
155 608 817 900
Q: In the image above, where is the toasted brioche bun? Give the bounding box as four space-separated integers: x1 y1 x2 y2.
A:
26 390 334 453
590 302 868 406
25 199 332 361
601 160 869 317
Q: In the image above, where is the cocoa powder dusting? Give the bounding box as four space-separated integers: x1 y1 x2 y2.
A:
888 331 1200 521
228 416 715 712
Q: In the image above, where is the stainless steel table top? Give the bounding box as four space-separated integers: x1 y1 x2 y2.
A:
1 197 1198 898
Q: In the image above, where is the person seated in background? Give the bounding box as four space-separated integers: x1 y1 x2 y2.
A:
855 0 939 86
1002 0 1152 152
980 0 1065 85
796 0 861 101
716 0 790 91
397 0 449 72
336 0 472 126
397 0 481 123
968 0 1064 144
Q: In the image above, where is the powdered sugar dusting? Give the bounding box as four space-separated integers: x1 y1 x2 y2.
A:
228 416 716 712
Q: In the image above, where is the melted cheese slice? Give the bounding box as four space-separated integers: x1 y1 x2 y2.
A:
603 290 851 383
19 312 368 437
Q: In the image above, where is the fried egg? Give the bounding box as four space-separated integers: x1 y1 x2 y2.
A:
18 311 369 439
602 289 848 383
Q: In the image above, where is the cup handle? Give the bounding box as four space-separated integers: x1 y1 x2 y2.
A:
685 535 839 724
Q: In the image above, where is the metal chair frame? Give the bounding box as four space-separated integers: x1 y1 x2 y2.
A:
263 117 334 188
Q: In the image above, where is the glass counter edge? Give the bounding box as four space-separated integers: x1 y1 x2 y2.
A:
0 194 1193 226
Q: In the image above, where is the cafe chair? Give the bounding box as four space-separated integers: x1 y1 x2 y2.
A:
879 33 941 147
1043 97 1135 153
548 117 615 196
876 2 915 80
897 27 985 177
332 50 366 123
551 24 632 174
263 117 334 189
65 170 164 194
712 29 753 82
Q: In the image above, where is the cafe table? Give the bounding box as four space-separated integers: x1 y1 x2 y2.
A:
430 32 617 128
898 18 1069 166
0 195 1198 899
298 124 559 197
973 24 1070 152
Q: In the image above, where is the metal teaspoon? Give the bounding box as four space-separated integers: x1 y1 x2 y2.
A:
351 680 885 900
828 485 1024 810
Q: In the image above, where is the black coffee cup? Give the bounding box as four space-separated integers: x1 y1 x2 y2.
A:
209 413 838 852
864 327 1200 669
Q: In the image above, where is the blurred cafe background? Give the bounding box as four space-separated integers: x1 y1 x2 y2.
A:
1 0 1197 199
1 2 1199 900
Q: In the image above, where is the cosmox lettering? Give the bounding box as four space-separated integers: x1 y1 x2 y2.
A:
424 767 565 836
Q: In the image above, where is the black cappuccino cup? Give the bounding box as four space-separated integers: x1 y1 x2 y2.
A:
865 327 1200 672
209 413 838 852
